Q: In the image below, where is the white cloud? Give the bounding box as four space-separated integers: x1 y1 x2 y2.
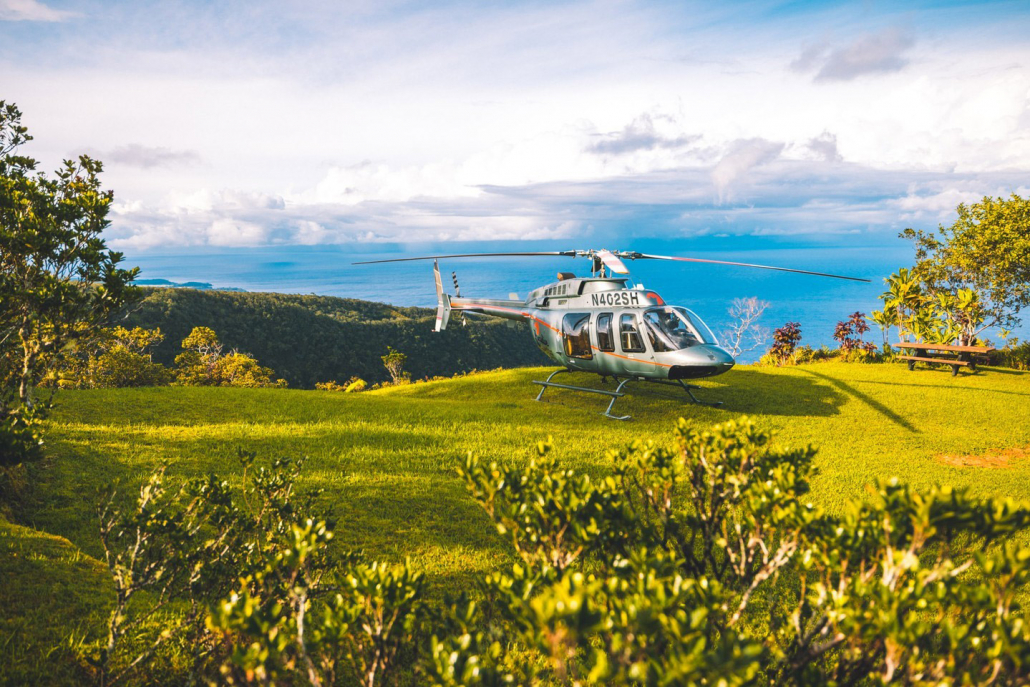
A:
99 144 201 169
793 28 916 82
711 139 784 202
3 1 1029 250
805 132 843 163
0 0 73 21
587 114 699 155
206 219 268 247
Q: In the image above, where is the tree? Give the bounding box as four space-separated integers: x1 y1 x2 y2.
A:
902 194 1030 340
1 101 138 465
381 346 409 384
721 297 770 358
52 326 170 389
174 326 281 387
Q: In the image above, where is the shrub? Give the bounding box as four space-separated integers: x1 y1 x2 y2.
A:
990 341 1030 370
91 451 424 687
85 419 1030 685
763 321 802 365
0 405 45 468
174 326 282 388
832 311 878 358
212 352 278 388
450 417 1030 683
345 377 367 392
316 376 368 392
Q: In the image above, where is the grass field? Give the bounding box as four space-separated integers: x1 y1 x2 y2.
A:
4 361 1030 683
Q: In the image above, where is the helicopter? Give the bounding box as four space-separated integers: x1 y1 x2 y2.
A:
354 249 869 419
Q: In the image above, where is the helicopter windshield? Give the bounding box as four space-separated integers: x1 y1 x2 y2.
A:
643 307 718 351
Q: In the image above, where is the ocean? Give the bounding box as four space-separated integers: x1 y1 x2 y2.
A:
125 237 1027 363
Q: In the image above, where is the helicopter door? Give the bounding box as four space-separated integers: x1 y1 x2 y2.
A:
617 313 654 377
561 313 593 369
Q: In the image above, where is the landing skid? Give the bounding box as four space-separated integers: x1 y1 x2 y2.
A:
532 369 722 420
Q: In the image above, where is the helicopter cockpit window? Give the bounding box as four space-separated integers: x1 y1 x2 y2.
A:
596 313 614 352
642 307 718 351
619 314 646 353
562 313 593 360
673 307 718 345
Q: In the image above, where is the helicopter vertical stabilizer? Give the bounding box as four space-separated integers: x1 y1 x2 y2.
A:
433 260 451 332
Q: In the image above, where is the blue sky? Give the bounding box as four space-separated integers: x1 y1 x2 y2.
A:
2 0 1028 250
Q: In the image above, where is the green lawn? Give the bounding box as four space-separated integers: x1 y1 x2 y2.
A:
4 361 1030 684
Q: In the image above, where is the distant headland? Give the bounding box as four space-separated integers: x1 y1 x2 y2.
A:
136 278 247 292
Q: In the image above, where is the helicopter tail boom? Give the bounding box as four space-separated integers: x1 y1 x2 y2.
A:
433 260 526 331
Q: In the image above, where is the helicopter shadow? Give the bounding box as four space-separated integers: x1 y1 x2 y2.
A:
700 368 846 418
541 369 847 419
796 368 918 433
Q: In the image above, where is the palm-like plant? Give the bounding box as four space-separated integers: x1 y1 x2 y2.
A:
881 268 924 342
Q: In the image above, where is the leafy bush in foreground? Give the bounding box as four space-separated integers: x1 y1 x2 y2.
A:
90 418 1030 685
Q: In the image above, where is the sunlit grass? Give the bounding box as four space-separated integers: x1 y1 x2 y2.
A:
4 361 1030 683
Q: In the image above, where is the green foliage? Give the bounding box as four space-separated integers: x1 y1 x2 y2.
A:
880 267 988 346
991 342 1030 371
93 449 429 687
0 100 138 464
0 403 45 468
451 416 1030 683
53 326 171 389
9 365 1030 684
462 440 626 573
902 194 1030 334
381 346 411 385
317 376 368 392
764 322 802 365
174 326 281 388
122 287 548 387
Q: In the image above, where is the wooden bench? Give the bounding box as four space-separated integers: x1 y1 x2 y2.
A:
895 342 995 376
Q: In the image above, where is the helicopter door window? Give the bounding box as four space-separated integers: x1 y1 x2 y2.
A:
562 313 593 360
619 314 646 353
596 313 614 352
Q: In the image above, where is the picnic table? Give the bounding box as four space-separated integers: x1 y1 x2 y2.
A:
895 341 995 376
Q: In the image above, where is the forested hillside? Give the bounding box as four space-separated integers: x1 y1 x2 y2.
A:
122 288 548 386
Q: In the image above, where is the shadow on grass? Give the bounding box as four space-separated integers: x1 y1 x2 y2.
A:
707 368 846 418
968 366 1028 377
799 369 919 433
530 368 847 419
858 378 1030 398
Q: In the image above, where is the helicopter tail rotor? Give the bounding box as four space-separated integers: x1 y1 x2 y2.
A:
433 260 452 332
452 271 468 326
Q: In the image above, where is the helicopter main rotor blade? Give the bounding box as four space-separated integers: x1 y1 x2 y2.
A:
623 253 871 282
352 251 578 265
596 249 630 275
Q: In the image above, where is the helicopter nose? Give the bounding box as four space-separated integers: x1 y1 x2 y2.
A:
708 345 736 367
667 345 735 380
695 344 735 369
